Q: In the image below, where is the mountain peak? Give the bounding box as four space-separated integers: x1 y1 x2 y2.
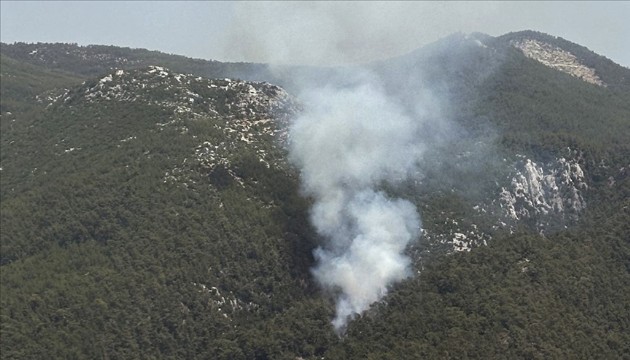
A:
497 30 630 91
510 37 605 86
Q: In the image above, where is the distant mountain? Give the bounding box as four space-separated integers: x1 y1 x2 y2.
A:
0 42 268 81
0 41 329 94
1 31 629 359
0 54 83 113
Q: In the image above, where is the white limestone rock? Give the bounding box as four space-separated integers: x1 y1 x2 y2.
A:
511 39 605 87
498 155 587 229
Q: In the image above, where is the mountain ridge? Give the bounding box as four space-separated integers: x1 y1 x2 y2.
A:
3 29 628 93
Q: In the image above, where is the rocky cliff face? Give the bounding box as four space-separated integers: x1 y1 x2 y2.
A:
496 154 587 231
511 39 605 87
420 153 589 254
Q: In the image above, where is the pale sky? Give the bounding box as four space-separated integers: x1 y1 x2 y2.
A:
1 1 628 67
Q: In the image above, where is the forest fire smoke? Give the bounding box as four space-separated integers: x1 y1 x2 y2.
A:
289 82 423 332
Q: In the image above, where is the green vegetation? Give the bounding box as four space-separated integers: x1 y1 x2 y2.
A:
331 199 630 359
477 46 630 162
0 54 83 114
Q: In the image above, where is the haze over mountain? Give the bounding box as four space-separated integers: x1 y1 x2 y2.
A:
3 2 629 67
1 30 629 359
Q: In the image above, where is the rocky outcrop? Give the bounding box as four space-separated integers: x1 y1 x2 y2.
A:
60 66 297 119
497 155 587 230
51 66 298 188
428 154 589 254
511 39 605 87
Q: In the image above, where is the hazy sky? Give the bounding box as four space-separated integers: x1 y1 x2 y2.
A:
1 1 628 67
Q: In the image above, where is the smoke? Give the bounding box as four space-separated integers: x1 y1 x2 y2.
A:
223 2 500 66
289 80 426 332
224 2 457 333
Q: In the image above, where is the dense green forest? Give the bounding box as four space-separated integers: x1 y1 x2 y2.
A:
1 31 629 359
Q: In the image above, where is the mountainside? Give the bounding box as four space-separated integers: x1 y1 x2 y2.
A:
0 42 269 82
1 31 629 359
370 31 629 251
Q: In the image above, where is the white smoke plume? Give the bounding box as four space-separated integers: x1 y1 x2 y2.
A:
223 2 452 333
289 81 425 332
